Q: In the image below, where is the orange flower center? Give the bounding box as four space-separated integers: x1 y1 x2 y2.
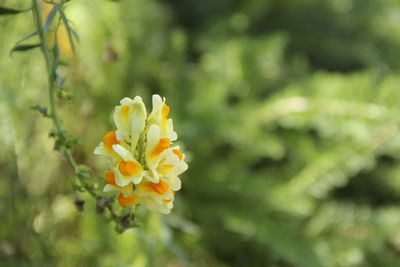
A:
105 170 118 187
146 179 169 195
103 131 119 152
118 160 142 176
151 138 170 157
117 193 138 206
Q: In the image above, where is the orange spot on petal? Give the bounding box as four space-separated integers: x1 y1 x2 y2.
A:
105 170 118 187
103 131 119 152
151 138 170 157
117 193 138 206
162 104 170 124
147 179 169 195
118 160 142 176
172 149 183 160
121 104 129 118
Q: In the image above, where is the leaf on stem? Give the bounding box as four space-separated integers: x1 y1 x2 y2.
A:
56 73 65 87
56 5 76 54
77 165 91 178
30 105 49 117
70 27 80 42
43 4 58 31
18 5 57 45
0 7 31 15
72 182 86 193
10 44 41 56
9 5 58 56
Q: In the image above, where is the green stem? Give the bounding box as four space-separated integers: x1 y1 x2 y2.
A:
32 0 82 186
32 0 95 202
32 0 62 133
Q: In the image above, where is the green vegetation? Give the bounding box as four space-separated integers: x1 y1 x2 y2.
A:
2 0 400 266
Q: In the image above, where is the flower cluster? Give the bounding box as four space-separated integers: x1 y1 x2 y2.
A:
94 95 188 214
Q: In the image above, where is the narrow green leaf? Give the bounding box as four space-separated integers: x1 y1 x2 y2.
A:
0 7 31 15
14 31 41 46
58 59 70 67
56 5 76 54
77 165 91 178
30 105 49 117
70 27 80 42
72 182 86 193
52 41 60 71
43 4 58 32
12 4 58 47
10 44 41 56
56 72 65 87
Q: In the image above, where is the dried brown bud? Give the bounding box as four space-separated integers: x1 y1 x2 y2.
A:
74 199 85 212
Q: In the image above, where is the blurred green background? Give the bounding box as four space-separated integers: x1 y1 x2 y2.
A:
2 0 400 266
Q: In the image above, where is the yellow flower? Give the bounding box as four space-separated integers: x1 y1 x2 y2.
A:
94 94 188 214
112 144 144 186
103 170 139 206
113 96 146 150
147 95 177 141
157 146 188 177
136 177 179 214
103 170 180 214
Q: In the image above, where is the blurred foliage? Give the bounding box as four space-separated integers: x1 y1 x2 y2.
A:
2 0 400 266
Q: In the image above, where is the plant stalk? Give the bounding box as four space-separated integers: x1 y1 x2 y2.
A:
32 0 63 134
